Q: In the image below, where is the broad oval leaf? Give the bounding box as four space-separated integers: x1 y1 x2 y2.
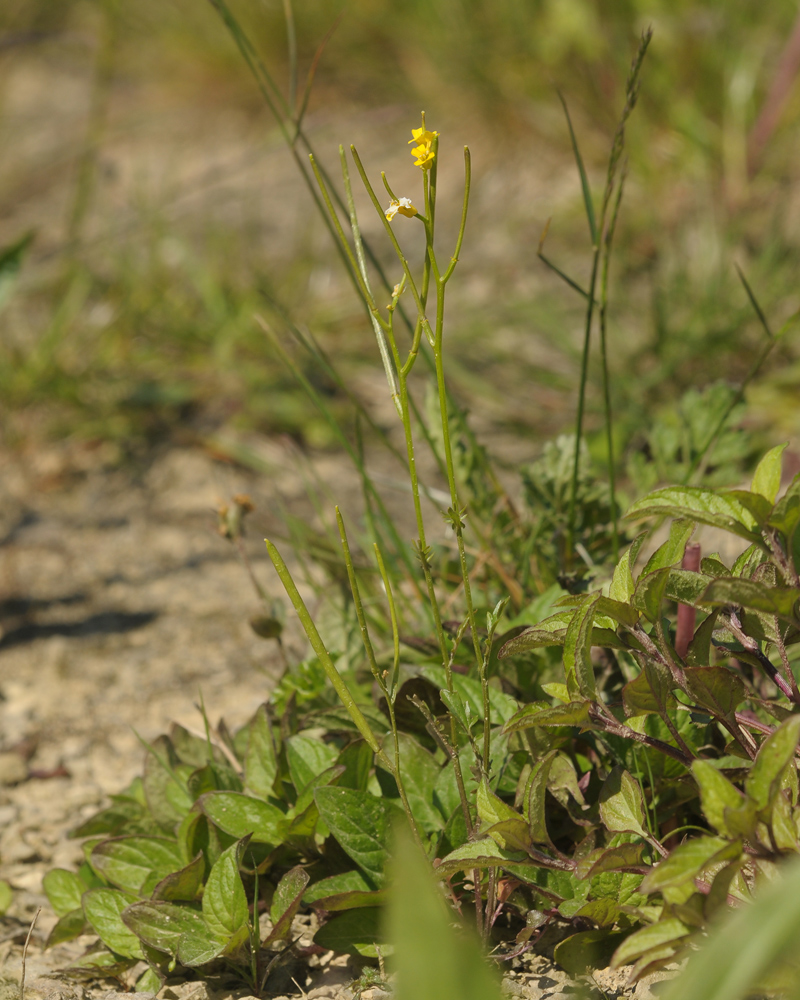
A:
122 899 206 957
82 888 144 959
625 486 760 542
199 790 287 845
691 760 745 837
314 786 393 886
202 840 249 950
90 837 184 896
685 667 746 719
611 917 691 968
266 865 310 945
43 868 85 918
599 767 648 839
641 836 741 893
313 906 386 959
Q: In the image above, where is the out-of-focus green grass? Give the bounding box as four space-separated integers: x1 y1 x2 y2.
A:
1 0 798 462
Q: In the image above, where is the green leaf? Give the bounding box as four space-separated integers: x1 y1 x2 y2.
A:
135 967 162 993
177 921 227 967
658 856 800 1000
555 929 629 975
434 837 528 876
266 866 310 945
768 475 800 540
745 716 800 817
685 667 746 719
701 578 800 623
314 907 386 959
692 760 745 837
199 791 287 845
150 851 205 902
503 701 593 734
609 533 648 603
45 908 87 948
314 787 393 885
611 917 691 967
626 486 760 542
202 840 249 950
632 568 670 622
725 490 774 527
564 594 600 700
43 868 85 917
686 610 721 667
641 837 741 893
122 900 206 958
575 843 646 880
304 870 378 906
665 570 716 608
477 778 520 828
378 733 442 835
388 825 504 1000
751 445 787 504
336 739 374 792
485 817 533 853
143 737 194 828
89 837 185 896
599 767 648 839
558 91 597 243
82 888 144 959
642 520 696 575
524 751 557 845
244 705 279 800
286 734 339 794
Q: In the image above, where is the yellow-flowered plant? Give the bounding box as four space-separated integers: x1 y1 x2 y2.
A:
408 113 439 170
384 196 418 221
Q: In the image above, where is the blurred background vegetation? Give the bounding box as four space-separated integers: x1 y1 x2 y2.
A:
1 0 799 478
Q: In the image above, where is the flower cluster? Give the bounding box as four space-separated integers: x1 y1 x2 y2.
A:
409 122 438 170
385 196 418 221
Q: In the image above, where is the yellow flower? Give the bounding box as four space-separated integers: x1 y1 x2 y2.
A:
408 120 438 170
385 197 418 221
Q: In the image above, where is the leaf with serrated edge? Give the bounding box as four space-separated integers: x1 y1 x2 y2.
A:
626 486 759 540
599 767 648 839
745 715 800 816
702 578 800 623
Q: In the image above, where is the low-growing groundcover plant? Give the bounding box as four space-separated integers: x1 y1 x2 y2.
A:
39 18 800 1000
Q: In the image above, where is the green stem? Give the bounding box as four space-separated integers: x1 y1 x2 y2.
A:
266 539 392 770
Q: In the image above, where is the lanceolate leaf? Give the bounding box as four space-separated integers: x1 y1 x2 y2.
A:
266 866 310 944
641 836 741 893
611 917 691 967
575 842 647 880
434 837 529 876
564 594 599 700
609 533 648 603
701 578 800 623
642 519 696 575
503 701 593 734
625 486 760 542
691 760 745 837
525 751 558 845
745 715 800 817
751 444 787 504
244 704 278 801
150 851 205 902
599 767 648 839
